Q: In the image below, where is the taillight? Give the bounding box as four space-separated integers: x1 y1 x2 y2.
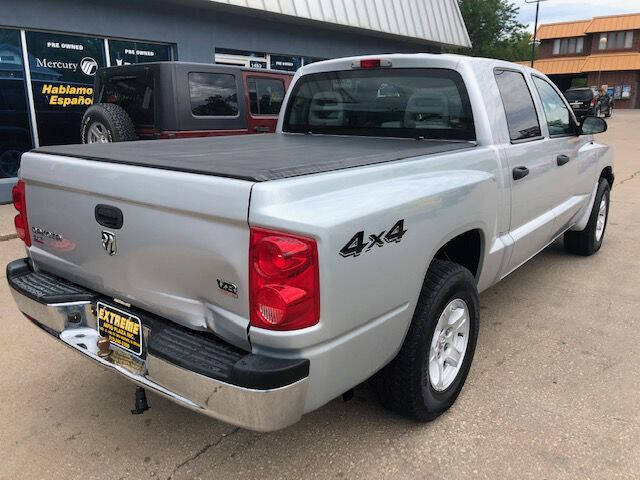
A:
351 58 392 69
12 180 31 246
249 227 319 331
591 98 597 107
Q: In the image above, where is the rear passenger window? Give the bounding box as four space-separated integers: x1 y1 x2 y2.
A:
532 76 573 136
247 77 285 115
101 73 155 126
494 69 541 142
189 73 238 116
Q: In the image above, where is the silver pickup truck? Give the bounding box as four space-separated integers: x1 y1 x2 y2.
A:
7 54 613 432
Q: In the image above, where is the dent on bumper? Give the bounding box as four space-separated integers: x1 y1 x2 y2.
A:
9 281 308 432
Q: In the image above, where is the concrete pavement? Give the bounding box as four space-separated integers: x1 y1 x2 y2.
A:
0 204 17 241
0 111 638 480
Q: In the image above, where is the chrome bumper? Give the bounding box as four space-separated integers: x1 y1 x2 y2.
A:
9 283 308 432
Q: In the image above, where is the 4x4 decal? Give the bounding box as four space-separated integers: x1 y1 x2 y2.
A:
339 220 407 258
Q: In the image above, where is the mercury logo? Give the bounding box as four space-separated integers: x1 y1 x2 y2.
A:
80 57 98 76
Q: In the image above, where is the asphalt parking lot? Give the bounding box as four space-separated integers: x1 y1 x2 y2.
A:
1 111 639 480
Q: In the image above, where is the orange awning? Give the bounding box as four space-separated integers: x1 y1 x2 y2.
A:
536 13 640 40
582 53 640 72
518 53 640 75
526 57 586 75
585 13 640 33
536 20 590 40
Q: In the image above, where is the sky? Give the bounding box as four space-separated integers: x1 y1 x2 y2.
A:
514 0 640 31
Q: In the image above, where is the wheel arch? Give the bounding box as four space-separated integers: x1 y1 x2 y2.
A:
430 227 485 281
600 166 614 189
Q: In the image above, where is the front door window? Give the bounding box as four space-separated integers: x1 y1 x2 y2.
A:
532 76 574 136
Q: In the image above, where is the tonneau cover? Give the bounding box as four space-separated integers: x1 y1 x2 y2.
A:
35 134 475 182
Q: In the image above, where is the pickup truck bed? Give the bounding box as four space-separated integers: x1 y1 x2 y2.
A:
35 134 474 182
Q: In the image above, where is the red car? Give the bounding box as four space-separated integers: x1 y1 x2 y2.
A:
81 62 293 143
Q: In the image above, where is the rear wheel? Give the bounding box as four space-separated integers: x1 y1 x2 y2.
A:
81 103 137 144
605 106 612 118
564 178 610 256
375 260 479 421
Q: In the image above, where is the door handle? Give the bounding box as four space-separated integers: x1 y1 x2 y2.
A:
254 126 270 133
556 154 570 166
512 166 530 181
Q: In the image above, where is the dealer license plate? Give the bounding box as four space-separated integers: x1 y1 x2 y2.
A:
96 302 143 356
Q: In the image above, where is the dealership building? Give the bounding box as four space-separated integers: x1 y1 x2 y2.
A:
0 0 470 203
523 13 640 108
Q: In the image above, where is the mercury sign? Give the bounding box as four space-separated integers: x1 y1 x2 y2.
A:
34 56 98 76
80 57 98 75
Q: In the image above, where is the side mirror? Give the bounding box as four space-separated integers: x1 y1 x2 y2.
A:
580 116 607 135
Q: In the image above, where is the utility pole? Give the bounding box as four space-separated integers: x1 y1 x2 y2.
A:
526 0 549 68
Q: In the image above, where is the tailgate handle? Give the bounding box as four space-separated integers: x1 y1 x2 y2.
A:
95 204 124 229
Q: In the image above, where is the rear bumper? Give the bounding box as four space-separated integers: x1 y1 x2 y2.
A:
6 258 309 432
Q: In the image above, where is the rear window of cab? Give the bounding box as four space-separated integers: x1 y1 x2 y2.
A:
283 68 475 141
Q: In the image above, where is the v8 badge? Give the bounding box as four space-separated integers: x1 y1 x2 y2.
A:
339 219 407 258
217 278 239 298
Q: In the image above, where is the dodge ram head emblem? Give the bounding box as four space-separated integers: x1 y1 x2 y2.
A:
101 231 117 256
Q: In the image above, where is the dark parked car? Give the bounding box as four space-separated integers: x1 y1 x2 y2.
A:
81 62 293 143
564 87 612 120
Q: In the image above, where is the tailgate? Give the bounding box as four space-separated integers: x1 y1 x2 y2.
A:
19 151 253 349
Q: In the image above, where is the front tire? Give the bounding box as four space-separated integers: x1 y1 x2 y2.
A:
375 260 479 421
564 178 610 256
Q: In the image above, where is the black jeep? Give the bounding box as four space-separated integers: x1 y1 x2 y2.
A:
81 62 293 144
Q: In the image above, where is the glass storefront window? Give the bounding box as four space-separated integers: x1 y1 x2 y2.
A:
26 31 105 146
215 48 268 69
0 28 32 179
270 55 302 72
302 56 325 66
109 40 171 66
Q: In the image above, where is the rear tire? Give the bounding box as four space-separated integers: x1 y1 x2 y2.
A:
81 103 137 144
375 260 479 421
605 106 612 118
564 178 610 256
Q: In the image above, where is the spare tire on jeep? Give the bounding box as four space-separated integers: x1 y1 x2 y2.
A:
81 103 137 144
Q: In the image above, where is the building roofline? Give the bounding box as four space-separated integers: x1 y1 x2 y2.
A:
592 12 640 20
197 0 472 48
537 11 640 40
538 18 592 27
